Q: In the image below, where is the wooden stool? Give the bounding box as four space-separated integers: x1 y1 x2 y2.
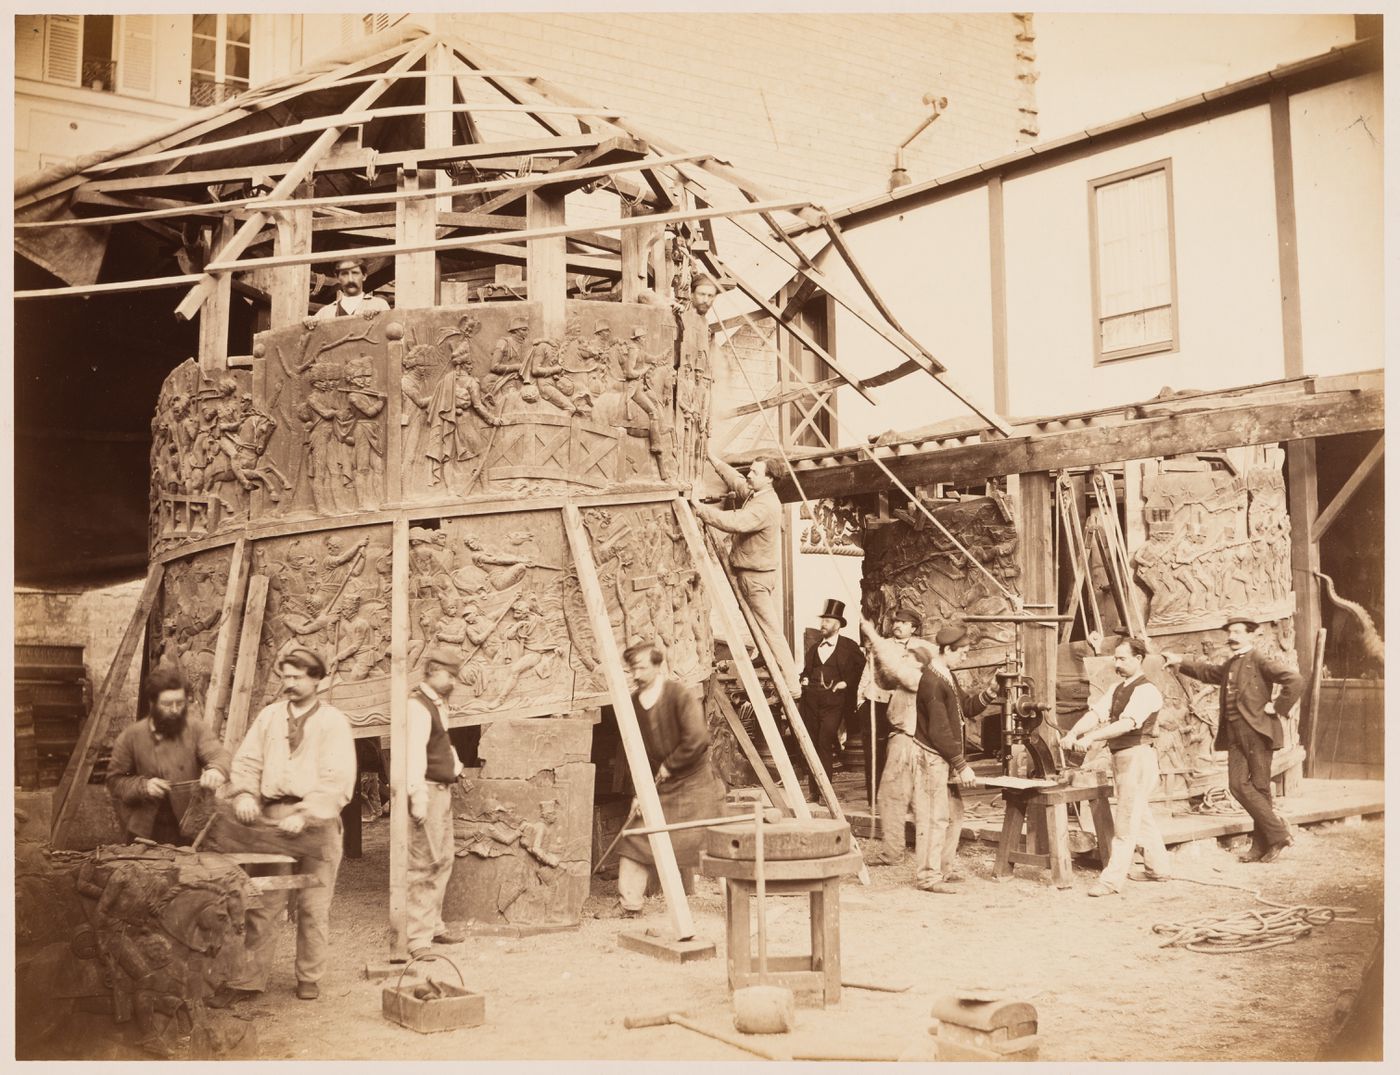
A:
993 784 1115 889
699 849 861 1007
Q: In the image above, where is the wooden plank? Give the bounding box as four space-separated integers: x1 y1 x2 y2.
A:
425 42 457 217
270 180 313 329
770 383 1385 501
527 186 566 338
221 575 269 752
174 36 435 322
250 874 323 893
471 138 649 218
670 497 811 821
987 175 1010 415
562 503 696 939
204 198 808 275
1315 434 1383 539
1302 628 1327 778
395 167 438 308
1270 86 1305 379
81 136 603 196
1017 472 1056 725
389 518 410 959
205 537 249 738
1285 438 1321 794
619 203 655 303
713 687 785 812
50 564 165 846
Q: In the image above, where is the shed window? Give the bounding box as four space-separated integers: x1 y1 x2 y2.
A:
1089 160 1178 362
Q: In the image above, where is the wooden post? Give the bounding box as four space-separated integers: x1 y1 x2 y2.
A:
388 518 411 958
220 575 269 751
395 166 438 309
562 504 696 939
51 564 165 847
198 216 235 376
1285 438 1320 793
527 186 567 339
205 537 249 737
271 179 313 329
620 203 656 303
1120 459 1151 633
1017 472 1056 719
713 684 785 811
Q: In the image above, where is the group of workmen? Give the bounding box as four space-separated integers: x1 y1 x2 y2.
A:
104 426 1304 1003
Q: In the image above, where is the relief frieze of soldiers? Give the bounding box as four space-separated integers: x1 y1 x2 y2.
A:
150 548 234 724
1130 450 1295 633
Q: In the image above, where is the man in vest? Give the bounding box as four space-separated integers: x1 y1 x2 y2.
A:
311 257 391 321
406 649 466 958
1164 618 1303 863
798 599 865 800
1062 635 1173 896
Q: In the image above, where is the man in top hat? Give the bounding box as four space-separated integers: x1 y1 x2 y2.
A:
406 649 466 957
798 599 865 800
210 647 356 1005
1164 618 1303 863
905 622 997 891
312 257 391 320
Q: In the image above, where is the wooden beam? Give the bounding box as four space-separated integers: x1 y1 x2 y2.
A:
270 179 313 329
713 687 785 811
1314 434 1383 540
198 215 236 375
1284 439 1320 794
1270 86 1305 379
203 198 808 275
562 504 696 939
81 136 604 195
173 36 436 322
205 538 250 739
620 203 656 302
388 518 410 959
527 185 567 337
770 381 1384 501
470 138 650 218
395 167 438 308
50 564 165 847
987 176 1011 415
1016 472 1057 725
221 575 269 751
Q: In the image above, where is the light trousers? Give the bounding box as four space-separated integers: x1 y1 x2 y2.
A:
1099 743 1171 890
407 783 456 951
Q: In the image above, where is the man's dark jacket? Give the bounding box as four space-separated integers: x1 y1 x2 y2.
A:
800 633 865 718
1177 648 1304 751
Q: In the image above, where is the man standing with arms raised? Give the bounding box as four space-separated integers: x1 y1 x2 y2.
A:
692 447 802 698
1164 618 1302 863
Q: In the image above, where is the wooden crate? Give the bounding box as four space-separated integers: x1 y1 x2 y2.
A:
381 981 486 1034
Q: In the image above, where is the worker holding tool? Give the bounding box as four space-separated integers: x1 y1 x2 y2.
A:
1061 635 1172 896
1164 618 1303 864
405 649 467 958
692 447 802 698
907 623 997 893
106 667 230 845
857 608 933 808
615 642 724 917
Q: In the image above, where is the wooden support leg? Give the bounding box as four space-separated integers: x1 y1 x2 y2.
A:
1088 793 1116 868
1047 803 1074 889
725 879 751 990
816 878 841 1005
994 795 1026 878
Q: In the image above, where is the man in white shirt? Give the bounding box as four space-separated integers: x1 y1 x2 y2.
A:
211 647 357 1003
310 257 392 321
406 649 466 957
1062 635 1172 896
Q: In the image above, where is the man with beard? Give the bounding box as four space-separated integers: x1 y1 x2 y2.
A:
1165 618 1303 864
798 599 865 800
405 649 466 957
106 668 230 845
310 257 391 320
1062 636 1173 896
212 648 356 1004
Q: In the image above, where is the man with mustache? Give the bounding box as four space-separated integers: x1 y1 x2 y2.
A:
405 648 466 958
1164 618 1303 864
212 647 356 1004
106 668 230 845
1062 635 1172 896
310 257 391 321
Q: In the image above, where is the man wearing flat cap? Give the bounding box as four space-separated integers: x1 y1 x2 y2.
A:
858 607 933 806
312 257 391 320
905 622 997 891
1165 618 1303 863
405 649 466 957
213 647 356 1004
799 599 865 799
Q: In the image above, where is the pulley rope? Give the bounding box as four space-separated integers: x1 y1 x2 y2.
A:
1152 875 1372 954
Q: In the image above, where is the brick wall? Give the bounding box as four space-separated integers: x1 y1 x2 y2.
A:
436 12 1032 204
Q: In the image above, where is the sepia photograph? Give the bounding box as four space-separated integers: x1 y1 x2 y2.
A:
9 5 1385 1064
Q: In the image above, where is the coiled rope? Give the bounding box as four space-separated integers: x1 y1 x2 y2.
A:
1152 876 1371 954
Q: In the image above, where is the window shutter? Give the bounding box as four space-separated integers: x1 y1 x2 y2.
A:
16 16 44 79
44 14 82 86
117 14 156 97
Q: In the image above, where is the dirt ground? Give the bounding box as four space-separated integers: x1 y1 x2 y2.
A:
210 811 1383 1062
